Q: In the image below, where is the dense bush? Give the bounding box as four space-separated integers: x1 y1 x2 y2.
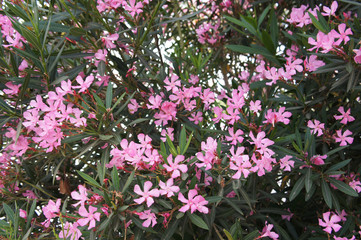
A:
0 0 361 239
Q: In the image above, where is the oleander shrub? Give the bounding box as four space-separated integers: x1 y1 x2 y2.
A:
0 0 361 239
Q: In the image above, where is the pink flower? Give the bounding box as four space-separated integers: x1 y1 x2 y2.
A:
354 47 361 64
159 178 180 197
310 154 327 165
71 185 88 207
178 189 209 214
229 147 251 179
349 179 361 193
189 74 199 84
331 23 353 45
133 181 160 207
225 127 244 145
19 209 27 219
164 74 181 93
259 221 279 240
77 205 101 230
124 0 143 18
334 107 355 125
154 101 177 126
42 199 61 227
59 222 82 240
319 211 342 234
147 95 162 109
280 155 295 171
128 99 139 114
73 75 94 93
304 55 325 72
3 82 21 96
163 155 188 179
102 33 119 49
281 208 294 221
195 151 215 170
189 111 203 124
250 100 262 113
308 119 325 136
334 129 353 146
138 210 157 228
322 1 338 17
160 128 174 142
94 49 108 63
249 131 274 155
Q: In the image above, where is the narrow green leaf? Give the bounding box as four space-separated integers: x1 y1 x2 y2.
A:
179 126 186 154
99 135 113 140
244 230 260 240
187 212 209 230
205 196 223 203
224 229 234 240
328 178 358 197
305 168 313 193
161 219 180 240
3 203 15 223
308 11 327 33
258 5 271 28
77 170 101 188
112 166 120 191
269 8 278 47
225 199 244 215
325 159 351 173
128 118 149 126
122 169 135 194
25 199 37 231
326 146 348 156
181 131 193 155
289 176 305 201
321 179 333 208
106 83 113 109
166 135 178 156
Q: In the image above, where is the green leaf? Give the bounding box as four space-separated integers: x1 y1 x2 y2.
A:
166 135 178 156
226 45 279 64
181 131 193 155
305 168 313 193
224 15 258 37
328 178 358 197
205 196 223 203
308 11 328 33
187 212 209 230
321 179 333 208
224 229 234 240
179 126 186 154
244 230 260 240
325 159 351 173
106 83 113 109
25 199 37 231
161 219 180 240
69 27 86 36
99 135 113 140
77 170 101 188
258 5 271 28
111 166 120 191
3 203 15 223
122 169 135 194
63 133 90 143
326 146 348 156
98 60 106 76
269 8 278 47
128 118 149 126
289 176 305 201
97 212 114 232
